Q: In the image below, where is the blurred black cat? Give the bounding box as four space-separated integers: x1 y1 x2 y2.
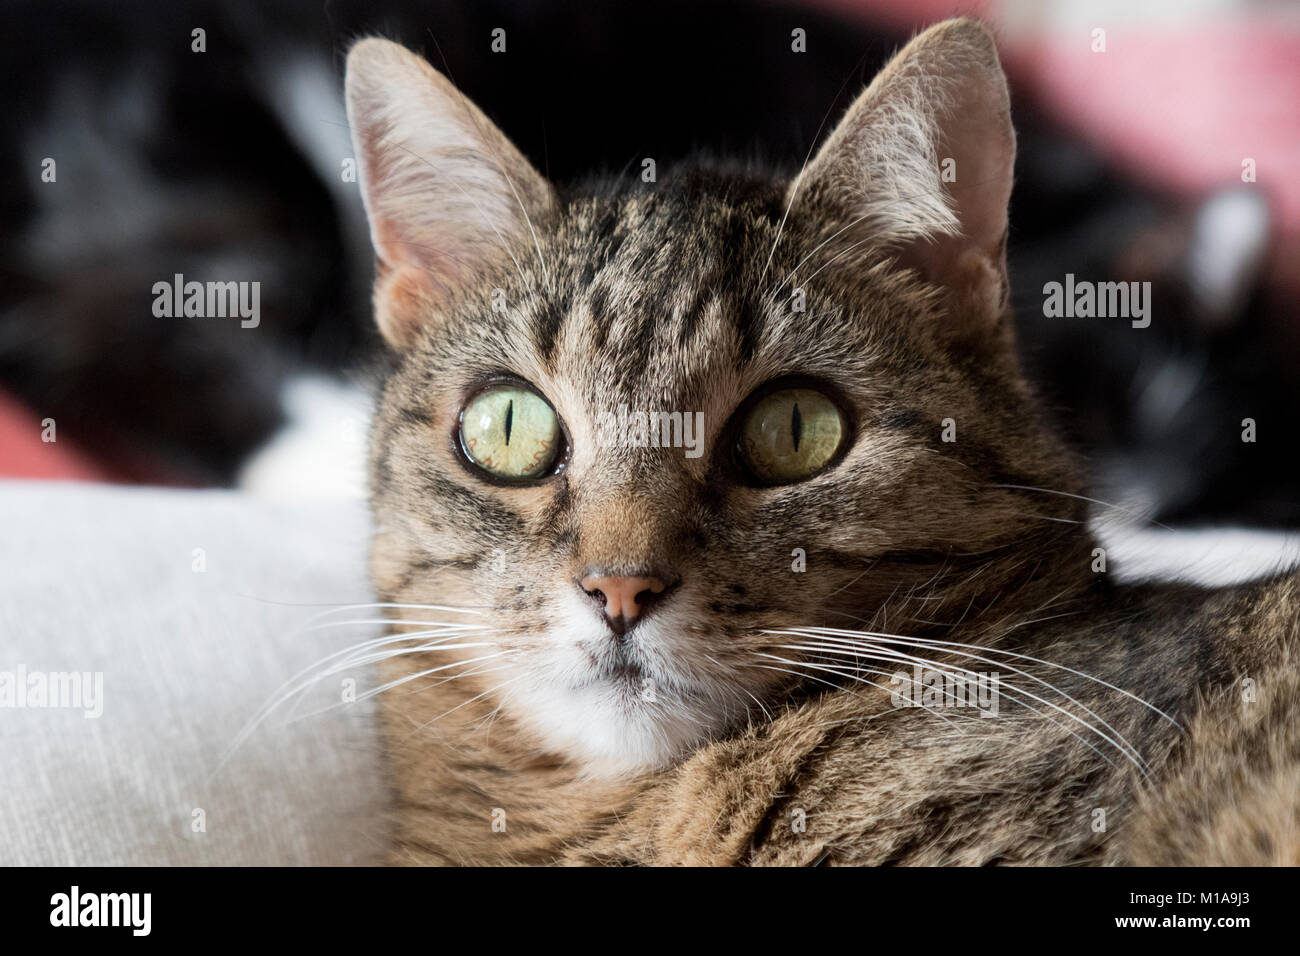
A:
2 0 1294 524
1009 120 1290 527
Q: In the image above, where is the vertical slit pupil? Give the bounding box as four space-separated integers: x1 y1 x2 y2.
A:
791 402 802 451
504 399 514 445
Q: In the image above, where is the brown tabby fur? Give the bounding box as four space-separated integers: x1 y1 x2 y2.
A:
345 19 1300 865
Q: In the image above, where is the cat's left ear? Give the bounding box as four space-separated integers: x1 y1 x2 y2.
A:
795 19 1014 338
345 38 556 348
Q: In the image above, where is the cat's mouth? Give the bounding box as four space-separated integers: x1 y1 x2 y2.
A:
601 658 643 682
585 646 646 686
566 641 688 701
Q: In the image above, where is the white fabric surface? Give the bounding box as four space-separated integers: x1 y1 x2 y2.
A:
0 480 389 865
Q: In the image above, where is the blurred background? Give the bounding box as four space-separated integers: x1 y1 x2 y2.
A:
2 0 1298 526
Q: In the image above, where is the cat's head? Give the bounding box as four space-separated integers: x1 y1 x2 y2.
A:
347 19 1089 776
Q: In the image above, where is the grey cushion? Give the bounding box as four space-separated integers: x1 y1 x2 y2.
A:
0 480 389 865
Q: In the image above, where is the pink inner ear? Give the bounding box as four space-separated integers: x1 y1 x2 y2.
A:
898 70 1014 320
372 212 458 348
373 212 472 295
936 89 1014 262
374 265 445 349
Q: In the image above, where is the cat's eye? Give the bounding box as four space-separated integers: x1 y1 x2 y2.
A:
459 385 562 480
739 388 846 484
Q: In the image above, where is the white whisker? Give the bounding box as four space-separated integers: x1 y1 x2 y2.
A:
776 625 1180 727
769 630 1151 775
776 642 1125 773
283 653 511 725
756 653 968 733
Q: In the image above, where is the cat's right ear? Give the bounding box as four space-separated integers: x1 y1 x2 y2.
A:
345 38 556 348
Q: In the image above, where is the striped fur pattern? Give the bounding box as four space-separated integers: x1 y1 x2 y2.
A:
347 20 1300 864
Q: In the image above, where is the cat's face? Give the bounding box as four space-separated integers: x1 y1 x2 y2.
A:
349 20 1088 776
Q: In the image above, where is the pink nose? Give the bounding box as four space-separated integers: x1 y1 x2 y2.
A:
579 574 668 635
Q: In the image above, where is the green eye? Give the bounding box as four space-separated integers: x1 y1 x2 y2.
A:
740 388 846 484
459 385 562 480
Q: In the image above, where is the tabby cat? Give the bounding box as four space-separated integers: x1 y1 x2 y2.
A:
347 19 1300 865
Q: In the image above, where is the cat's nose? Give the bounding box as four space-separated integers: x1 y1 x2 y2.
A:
578 572 673 636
